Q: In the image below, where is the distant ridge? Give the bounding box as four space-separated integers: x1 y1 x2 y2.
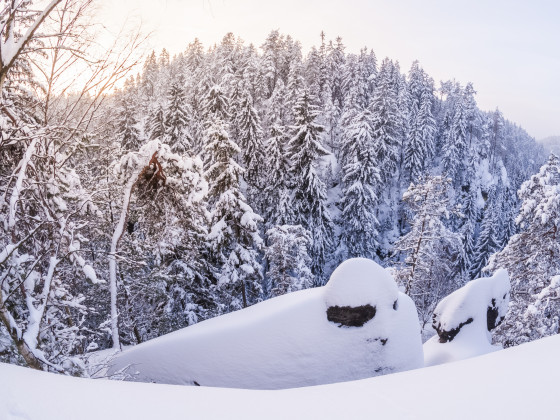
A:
539 136 560 155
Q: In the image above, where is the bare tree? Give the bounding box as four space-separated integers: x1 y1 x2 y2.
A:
0 0 144 370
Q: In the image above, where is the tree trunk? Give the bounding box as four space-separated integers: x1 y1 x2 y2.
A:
0 290 43 370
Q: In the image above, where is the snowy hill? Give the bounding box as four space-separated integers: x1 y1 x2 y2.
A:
2 334 559 420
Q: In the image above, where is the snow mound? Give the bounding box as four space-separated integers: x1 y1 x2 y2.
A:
424 269 510 366
324 257 398 308
107 258 423 389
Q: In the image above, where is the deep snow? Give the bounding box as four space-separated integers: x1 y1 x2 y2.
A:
107 258 424 389
2 334 560 420
424 269 510 366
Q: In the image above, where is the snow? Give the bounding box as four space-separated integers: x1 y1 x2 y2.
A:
22 257 60 356
324 257 398 308
424 269 510 366
2 334 560 419
0 244 15 265
7 138 38 229
107 258 423 389
82 264 99 284
68 242 103 284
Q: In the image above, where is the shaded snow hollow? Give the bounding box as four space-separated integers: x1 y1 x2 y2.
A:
424 269 510 366
107 258 423 389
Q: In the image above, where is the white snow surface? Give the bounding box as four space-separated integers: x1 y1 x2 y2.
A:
2 334 560 420
324 257 398 308
108 258 423 389
424 269 511 366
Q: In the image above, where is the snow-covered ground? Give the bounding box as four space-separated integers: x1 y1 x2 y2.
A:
1 334 559 420
107 259 423 389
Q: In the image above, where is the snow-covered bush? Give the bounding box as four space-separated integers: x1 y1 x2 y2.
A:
108 258 423 389
423 269 510 366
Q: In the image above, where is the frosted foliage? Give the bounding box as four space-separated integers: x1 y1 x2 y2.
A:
424 269 510 366
394 176 462 326
265 225 313 297
487 154 560 347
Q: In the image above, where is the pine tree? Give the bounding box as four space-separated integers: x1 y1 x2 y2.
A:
287 88 334 284
328 36 346 111
370 58 402 181
147 103 166 140
261 30 284 98
237 90 264 186
488 154 560 346
265 225 313 297
394 176 462 326
165 77 191 153
338 107 381 260
141 50 159 99
117 82 141 151
204 116 264 310
404 62 436 181
471 185 502 278
263 122 294 226
442 85 468 182
202 83 230 123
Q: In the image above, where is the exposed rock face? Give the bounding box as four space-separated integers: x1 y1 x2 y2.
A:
326 304 376 327
435 317 473 343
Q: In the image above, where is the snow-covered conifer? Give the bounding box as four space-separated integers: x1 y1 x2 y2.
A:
394 176 462 326
370 58 402 181
404 62 436 181
236 91 264 186
338 107 381 260
165 77 192 153
287 88 334 283
147 103 166 140
265 225 313 297
471 185 502 278
263 122 294 226
488 154 560 346
204 116 264 309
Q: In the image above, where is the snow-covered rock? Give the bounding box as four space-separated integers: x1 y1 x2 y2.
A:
107 258 423 389
424 269 510 366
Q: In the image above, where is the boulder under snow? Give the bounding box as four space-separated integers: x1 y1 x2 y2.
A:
107 258 424 389
423 269 510 366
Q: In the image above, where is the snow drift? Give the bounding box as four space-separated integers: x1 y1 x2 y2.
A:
107 258 423 389
424 269 510 366
2 334 560 420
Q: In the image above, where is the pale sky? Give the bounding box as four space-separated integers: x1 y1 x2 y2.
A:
97 0 560 139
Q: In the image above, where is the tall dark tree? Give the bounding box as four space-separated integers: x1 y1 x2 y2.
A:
165 77 191 153
338 107 381 260
204 116 264 310
287 88 334 283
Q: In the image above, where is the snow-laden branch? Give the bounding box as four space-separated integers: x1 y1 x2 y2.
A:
108 141 160 349
7 137 38 229
0 0 62 87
